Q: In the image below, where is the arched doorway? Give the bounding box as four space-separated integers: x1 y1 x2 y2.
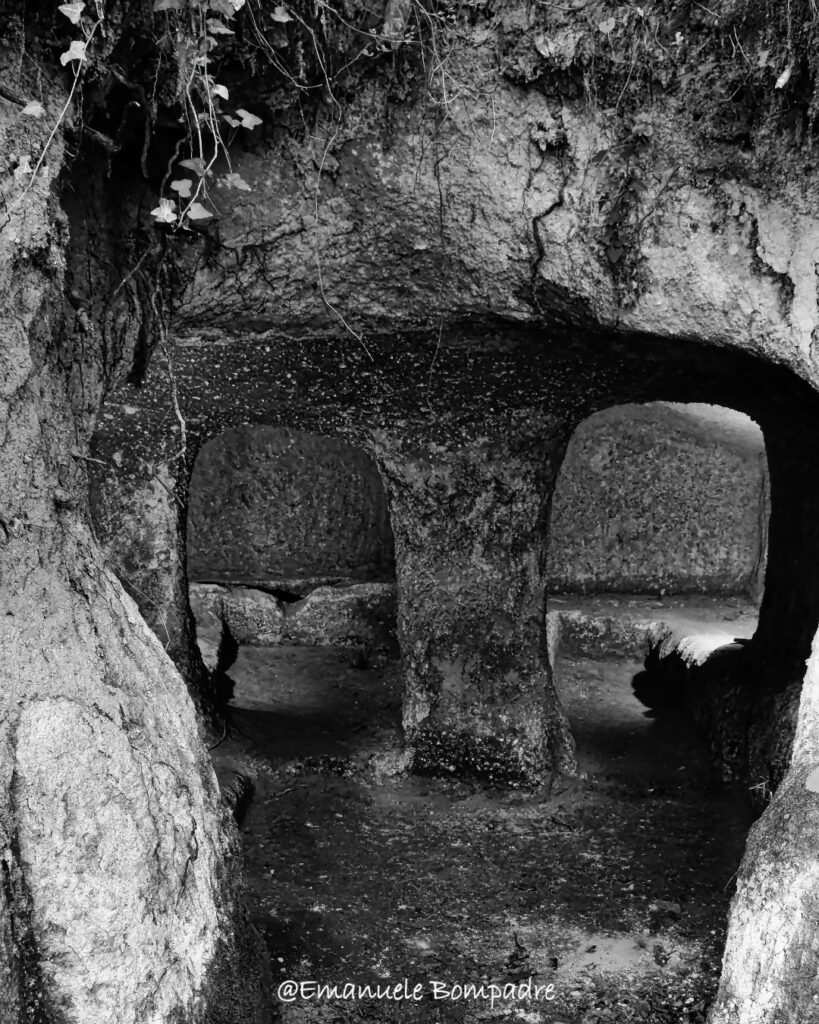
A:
185 423 401 764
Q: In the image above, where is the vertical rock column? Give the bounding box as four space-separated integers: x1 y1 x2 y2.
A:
0 103 267 1020
88 434 220 725
372 416 577 785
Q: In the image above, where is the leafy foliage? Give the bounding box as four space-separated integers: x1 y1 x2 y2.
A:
146 0 257 225
16 0 472 230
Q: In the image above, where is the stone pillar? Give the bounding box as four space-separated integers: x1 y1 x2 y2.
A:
372 414 576 785
0 109 268 1019
87 440 220 725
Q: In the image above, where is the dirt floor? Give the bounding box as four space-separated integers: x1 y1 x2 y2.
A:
211 610 756 1024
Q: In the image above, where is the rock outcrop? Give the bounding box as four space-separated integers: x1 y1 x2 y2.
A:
0 11 267 1024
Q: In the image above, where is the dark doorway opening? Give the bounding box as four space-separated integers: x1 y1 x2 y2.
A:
186 424 402 767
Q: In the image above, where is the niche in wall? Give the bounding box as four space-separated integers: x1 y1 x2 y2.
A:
546 402 769 598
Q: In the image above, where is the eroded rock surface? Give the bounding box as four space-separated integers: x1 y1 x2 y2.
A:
188 425 394 583
548 403 769 597
0 24 267 1023
373 421 577 784
190 580 397 653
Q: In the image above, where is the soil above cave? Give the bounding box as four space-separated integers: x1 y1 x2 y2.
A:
210 603 755 1024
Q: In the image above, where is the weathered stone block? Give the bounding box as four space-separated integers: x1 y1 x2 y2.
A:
283 583 397 649
189 581 397 652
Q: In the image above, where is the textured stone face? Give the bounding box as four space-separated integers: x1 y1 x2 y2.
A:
548 403 769 597
0 46 265 1024
187 426 394 583
0 531 242 1024
168 75 819 399
186 403 769 602
89 461 216 721
189 581 396 651
373 418 577 784
14 695 219 1024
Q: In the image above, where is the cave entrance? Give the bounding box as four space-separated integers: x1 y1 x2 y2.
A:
546 399 770 770
185 424 402 764
482 396 783 1016
85 317 819 1020
542 402 771 923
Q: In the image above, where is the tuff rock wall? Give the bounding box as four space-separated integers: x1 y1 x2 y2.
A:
548 402 769 597
187 403 768 600
187 425 395 584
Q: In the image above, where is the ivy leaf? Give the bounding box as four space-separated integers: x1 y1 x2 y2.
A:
208 0 237 15
207 17 235 33
60 40 88 65
151 198 177 223
223 114 241 127
212 83 229 99
21 101 45 117
186 202 213 220
223 171 252 191
236 107 262 129
14 155 33 180
598 17 616 34
153 0 184 9
58 2 85 24
271 5 292 22
179 156 208 175
775 65 793 90
229 0 246 9
170 178 194 198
